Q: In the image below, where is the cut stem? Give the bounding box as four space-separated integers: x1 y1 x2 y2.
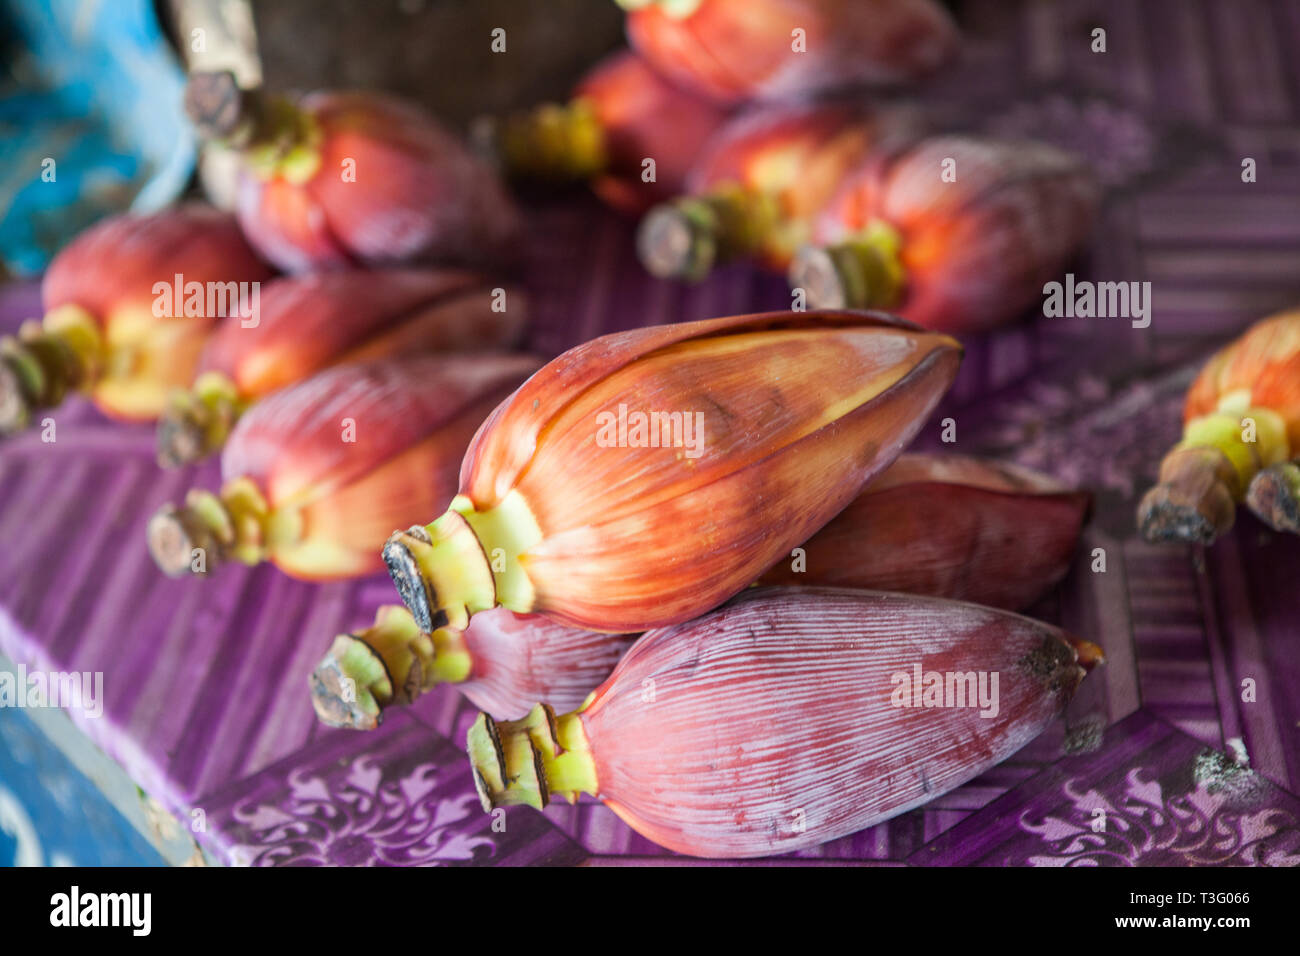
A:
1137 446 1239 544
1246 459 1300 533
0 307 103 436
788 220 906 311
382 491 539 633
310 605 472 730
467 702 598 811
184 71 321 183
146 477 285 576
637 185 781 281
156 371 246 467
185 70 273 143
1138 405 1290 544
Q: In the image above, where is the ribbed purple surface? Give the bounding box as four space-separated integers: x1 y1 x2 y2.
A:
2 0 1299 864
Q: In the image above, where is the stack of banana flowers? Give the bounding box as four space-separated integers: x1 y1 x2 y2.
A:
591 0 1100 338
1140 308 1300 544
0 72 534 583
0 71 544 591
301 308 1100 859
635 113 1101 335
479 0 956 222
3 73 532 447
7 25 1109 859
313 451 1090 727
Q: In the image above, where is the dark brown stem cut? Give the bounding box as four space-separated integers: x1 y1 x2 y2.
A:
310 635 393 731
382 527 442 633
1137 445 1238 544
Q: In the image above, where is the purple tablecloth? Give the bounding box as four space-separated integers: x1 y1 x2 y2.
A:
2 0 1299 865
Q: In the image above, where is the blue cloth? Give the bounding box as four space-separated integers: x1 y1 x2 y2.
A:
0 0 195 276
0 707 166 866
